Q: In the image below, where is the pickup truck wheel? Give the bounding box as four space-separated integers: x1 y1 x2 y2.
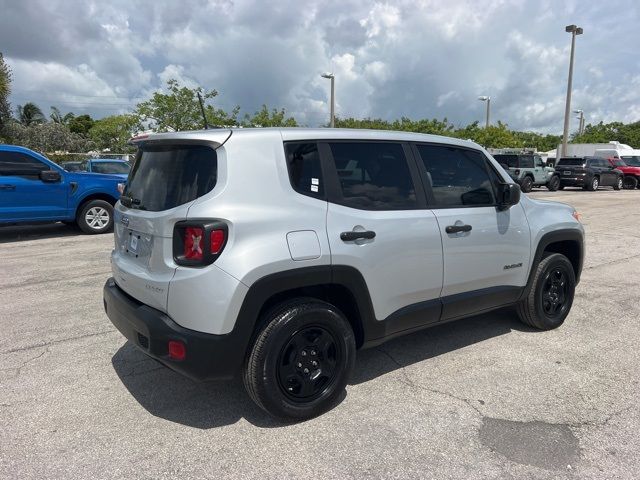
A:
520 176 533 193
77 200 114 234
517 253 576 330
243 299 356 421
613 177 623 190
547 175 560 191
587 176 599 191
622 176 638 189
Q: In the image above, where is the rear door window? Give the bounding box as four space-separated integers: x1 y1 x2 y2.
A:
123 144 217 212
519 156 534 168
284 142 324 199
327 142 418 210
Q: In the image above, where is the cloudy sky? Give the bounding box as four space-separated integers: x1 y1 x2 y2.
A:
1 0 639 133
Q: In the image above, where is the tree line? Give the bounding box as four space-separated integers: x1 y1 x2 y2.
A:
1 52 638 156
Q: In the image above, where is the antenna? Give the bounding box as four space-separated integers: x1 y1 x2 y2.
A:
197 91 209 129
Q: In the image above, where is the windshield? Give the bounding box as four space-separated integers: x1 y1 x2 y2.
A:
92 162 131 174
621 156 640 167
123 144 217 211
556 158 585 166
611 159 626 167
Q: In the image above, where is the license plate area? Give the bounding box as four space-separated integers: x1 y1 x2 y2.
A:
563 171 571 175
123 228 152 261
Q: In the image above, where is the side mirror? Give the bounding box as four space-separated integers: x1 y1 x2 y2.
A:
40 170 62 183
497 183 521 211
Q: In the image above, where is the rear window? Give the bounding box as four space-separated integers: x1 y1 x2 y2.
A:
123 144 217 211
556 158 585 166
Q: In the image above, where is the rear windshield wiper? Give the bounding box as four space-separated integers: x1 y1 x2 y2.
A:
120 195 145 209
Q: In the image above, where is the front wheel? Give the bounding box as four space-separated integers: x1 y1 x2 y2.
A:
547 175 560 191
517 253 576 330
613 177 623 190
243 299 356 421
77 200 114 234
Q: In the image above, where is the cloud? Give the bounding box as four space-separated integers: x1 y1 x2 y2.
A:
1 0 638 133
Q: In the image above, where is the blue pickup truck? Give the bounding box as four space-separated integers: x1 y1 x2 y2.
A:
0 145 124 234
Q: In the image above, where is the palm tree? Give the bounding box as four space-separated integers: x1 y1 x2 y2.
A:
0 52 11 124
16 102 45 126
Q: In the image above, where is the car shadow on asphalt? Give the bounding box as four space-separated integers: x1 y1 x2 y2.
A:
0 222 81 243
111 308 535 429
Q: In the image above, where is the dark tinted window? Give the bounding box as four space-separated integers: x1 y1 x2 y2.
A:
328 142 417 210
124 144 217 212
556 158 585 166
621 156 640 166
0 151 48 176
493 154 518 168
92 162 131 174
284 143 324 199
417 145 496 207
519 156 534 168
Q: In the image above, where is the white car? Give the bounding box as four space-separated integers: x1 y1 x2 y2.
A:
104 128 585 420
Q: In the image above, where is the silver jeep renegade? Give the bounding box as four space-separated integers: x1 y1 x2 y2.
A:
103 128 584 420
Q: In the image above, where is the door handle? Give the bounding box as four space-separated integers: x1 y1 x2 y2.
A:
445 224 472 234
0 184 16 191
340 230 376 241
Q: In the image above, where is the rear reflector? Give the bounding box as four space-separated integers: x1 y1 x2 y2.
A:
168 340 186 361
210 229 225 254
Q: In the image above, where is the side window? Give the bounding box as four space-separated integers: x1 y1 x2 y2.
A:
327 142 417 210
520 156 534 168
0 151 49 178
416 144 497 207
534 156 544 167
284 142 324 200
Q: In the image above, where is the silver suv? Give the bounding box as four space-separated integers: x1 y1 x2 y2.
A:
103 128 584 420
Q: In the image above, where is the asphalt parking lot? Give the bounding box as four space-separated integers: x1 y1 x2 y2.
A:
1 189 639 479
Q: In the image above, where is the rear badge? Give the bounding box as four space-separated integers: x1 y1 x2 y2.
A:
121 216 129 227
504 262 523 270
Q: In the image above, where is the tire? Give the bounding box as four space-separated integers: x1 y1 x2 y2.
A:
77 199 114 234
243 298 356 421
587 176 599 191
517 253 576 330
520 176 534 193
547 175 560 191
622 176 638 190
613 176 623 190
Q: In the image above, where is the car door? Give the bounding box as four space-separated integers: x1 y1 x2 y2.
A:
323 141 444 329
0 150 68 222
533 155 546 183
413 143 531 320
599 158 616 185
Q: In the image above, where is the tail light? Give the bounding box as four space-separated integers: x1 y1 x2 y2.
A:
173 220 228 267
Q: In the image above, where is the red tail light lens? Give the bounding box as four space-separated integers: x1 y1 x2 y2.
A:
173 220 227 267
184 226 204 260
168 340 186 361
210 229 225 254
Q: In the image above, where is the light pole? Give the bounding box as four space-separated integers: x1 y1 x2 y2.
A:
561 24 583 157
478 96 491 128
321 72 335 128
574 109 584 135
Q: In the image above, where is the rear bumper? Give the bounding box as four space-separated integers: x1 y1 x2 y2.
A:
559 175 589 186
103 278 243 381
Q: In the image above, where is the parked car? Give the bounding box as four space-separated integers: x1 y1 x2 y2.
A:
82 158 131 178
601 155 640 189
556 156 624 191
103 128 585 420
0 145 124 233
492 152 560 192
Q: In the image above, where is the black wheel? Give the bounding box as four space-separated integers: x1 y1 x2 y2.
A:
622 176 638 189
517 253 576 330
520 176 534 193
547 175 560 191
77 199 114 234
587 176 599 191
613 176 623 190
243 299 356 421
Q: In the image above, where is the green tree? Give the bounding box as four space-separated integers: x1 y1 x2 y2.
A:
135 79 238 132
455 121 523 148
0 52 11 128
88 114 139 152
16 102 45 126
50 106 75 125
68 114 95 135
572 121 640 147
2 121 92 152
242 105 297 127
